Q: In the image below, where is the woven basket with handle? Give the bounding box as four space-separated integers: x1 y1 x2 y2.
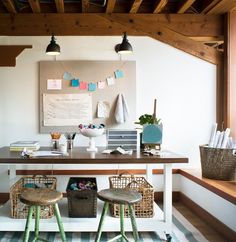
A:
199 145 236 180
109 173 154 218
10 175 57 219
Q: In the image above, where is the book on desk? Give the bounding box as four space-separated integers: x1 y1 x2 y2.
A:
10 141 40 151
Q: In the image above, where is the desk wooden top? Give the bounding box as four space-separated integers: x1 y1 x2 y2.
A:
0 147 188 164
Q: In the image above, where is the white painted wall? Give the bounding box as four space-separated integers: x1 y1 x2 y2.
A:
179 176 236 232
0 36 216 168
1 36 234 233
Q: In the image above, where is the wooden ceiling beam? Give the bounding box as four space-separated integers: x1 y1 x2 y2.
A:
177 0 196 13
206 0 236 14
130 0 143 14
0 45 32 67
106 0 116 13
153 0 168 14
28 0 41 13
200 0 220 14
55 0 64 13
82 0 89 13
104 14 222 65
2 0 17 13
0 13 223 37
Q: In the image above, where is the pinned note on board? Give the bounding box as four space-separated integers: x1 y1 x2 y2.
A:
47 79 62 90
114 70 124 79
106 77 115 86
88 83 96 92
98 81 106 89
80 81 88 90
63 72 72 80
71 79 79 87
97 101 110 118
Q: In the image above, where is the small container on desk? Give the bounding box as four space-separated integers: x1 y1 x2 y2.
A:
50 132 61 150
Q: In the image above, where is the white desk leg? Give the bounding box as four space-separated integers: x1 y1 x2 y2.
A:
9 165 16 180
164 164 172 234
146 164 152 184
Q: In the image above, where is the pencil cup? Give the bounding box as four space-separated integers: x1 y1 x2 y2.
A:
51 139 59 150
59 144 67 155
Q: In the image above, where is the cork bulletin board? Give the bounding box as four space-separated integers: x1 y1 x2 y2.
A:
39 61 136 133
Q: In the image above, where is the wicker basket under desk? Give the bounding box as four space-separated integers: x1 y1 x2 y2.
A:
10 175 57 219
109 174 154 218
200 145 236 180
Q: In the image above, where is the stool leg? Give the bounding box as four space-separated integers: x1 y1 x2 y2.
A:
34 205 40 241
53 203 66 242
128 205 139 242
95 202 109 242
23 205 34 242
120 204 125 242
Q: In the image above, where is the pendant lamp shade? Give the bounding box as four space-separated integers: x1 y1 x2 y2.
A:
46 34 60 55
115 32 133 54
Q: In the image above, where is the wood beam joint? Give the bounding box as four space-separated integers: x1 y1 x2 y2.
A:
106 0 116 13
130 0 143 14
0 45 32 67
28 0 41 13
177 0 196 14
153 0 168 14
55 0 64 13
2 0 17 13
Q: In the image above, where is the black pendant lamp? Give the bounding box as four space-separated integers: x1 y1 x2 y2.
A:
46 34 61 55
115 32 133 54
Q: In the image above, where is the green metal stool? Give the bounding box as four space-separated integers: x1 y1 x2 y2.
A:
20 188 66 242
95 188 142 242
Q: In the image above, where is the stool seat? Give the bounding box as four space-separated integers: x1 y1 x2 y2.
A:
97 188 142 205
20 188 63 206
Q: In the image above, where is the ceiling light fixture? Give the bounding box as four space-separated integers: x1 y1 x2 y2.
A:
115 32 133 54
46 34 61 55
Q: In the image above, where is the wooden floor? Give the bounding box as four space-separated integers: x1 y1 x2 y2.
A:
173 202 227 242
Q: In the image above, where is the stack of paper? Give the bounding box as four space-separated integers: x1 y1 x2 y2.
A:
208 124 232 148
10 141 40 151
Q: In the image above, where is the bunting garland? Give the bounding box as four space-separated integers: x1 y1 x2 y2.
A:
61 65 125 92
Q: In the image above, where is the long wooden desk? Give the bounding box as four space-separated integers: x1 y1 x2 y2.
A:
0 147 188 239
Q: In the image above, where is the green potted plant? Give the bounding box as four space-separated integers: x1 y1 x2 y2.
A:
135 100 162 149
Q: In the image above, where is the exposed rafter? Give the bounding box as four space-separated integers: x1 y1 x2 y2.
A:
28 0 41 13
2 0 17 13
200 0 221 14
55 0 64 13
153 0 168 14
177 0 196 13
206 0 236 14
106 0 116 13
104 14 223 65
130 0 143 14
82 0 89 13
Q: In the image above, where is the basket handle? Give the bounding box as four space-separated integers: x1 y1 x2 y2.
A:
117 171 135 179
31 174 49 179
124 180 139 190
